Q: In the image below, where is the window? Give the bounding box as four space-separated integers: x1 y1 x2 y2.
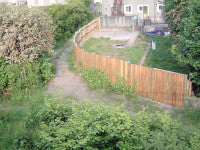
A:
159 6 163 10
139 6 142 11
124 5 132 14
34 0 38 5
143 6 147 14
157 3 164 12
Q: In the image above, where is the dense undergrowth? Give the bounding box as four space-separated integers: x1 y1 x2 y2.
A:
1 96 200 149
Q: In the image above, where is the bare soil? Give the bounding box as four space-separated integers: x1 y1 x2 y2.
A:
47 41 94 101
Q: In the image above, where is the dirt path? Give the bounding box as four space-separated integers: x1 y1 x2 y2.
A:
47 41 95 101
140 44 151 65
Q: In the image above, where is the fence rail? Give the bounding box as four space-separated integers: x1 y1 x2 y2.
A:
73 17 192 107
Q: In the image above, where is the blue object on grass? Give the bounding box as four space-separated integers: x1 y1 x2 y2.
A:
145 30 164 35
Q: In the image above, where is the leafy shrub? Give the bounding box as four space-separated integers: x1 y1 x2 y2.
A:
0 57 54 97
36 97 71 125
0 3 54 64
164 0 200 95
44 1 92 40
79 67 110 90
77 66 137 100
36 100 200 149
112 75 136 99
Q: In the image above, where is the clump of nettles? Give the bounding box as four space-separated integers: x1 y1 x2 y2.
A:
0 3 54 64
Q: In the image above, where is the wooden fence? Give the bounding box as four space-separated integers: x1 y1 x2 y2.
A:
73 17 192 107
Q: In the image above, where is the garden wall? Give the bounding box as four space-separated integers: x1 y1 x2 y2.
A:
73 17 192 107
101 16 137 28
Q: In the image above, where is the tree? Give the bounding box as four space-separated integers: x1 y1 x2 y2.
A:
68 0 93 6
45 0 93 40
164 0 200 96
0 3 54 64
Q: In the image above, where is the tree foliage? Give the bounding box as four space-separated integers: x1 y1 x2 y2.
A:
0 3 54 64
68 0 93 6
45 0 93 40
164 0 200 95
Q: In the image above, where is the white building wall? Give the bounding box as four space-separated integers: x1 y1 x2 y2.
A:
0 0 18 4
94 0 102 4
27 0 65 7
102 0 164 23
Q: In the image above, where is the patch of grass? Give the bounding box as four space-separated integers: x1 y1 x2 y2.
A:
143 35 189 74
0 88 47 149
53 39 68 50
81 36 147 65
173 101 200 129
67 49 75 71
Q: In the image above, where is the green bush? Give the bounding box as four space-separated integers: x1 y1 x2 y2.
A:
77 66 137 100
35 100 200 149
1 97 199 149
164 0 200 95
36 97 71 125
79 67 110 90
0 57 54 98
44 1 92 40
112 75 136 99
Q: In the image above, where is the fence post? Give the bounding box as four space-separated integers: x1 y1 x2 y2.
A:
184 75 188 107
89 23 91 37
80 30 82 45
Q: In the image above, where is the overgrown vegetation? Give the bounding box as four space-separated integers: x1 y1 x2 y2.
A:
77 66 137 100
0 3 55 99
2 98 199 149
143 35 189 74
0 3 54 64
41 100 198 149
81 36 147 65
0 89 46 149
44 0 93 40
174 101 200 128
164 0 200 96
0 57 54 100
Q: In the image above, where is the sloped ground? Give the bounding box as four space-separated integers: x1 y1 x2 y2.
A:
47 39 175 114
47 41 94 101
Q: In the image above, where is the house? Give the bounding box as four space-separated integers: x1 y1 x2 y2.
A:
102 0 165 23
94 0 102 4
27 0 65 7
0 0 27 5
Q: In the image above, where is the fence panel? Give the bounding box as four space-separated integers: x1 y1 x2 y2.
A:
73 17 192 107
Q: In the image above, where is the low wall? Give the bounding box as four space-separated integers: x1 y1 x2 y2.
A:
73 17 192 107
101 16 137 28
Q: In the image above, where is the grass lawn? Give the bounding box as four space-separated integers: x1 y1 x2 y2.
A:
81 35 147 65
143 34 189 74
